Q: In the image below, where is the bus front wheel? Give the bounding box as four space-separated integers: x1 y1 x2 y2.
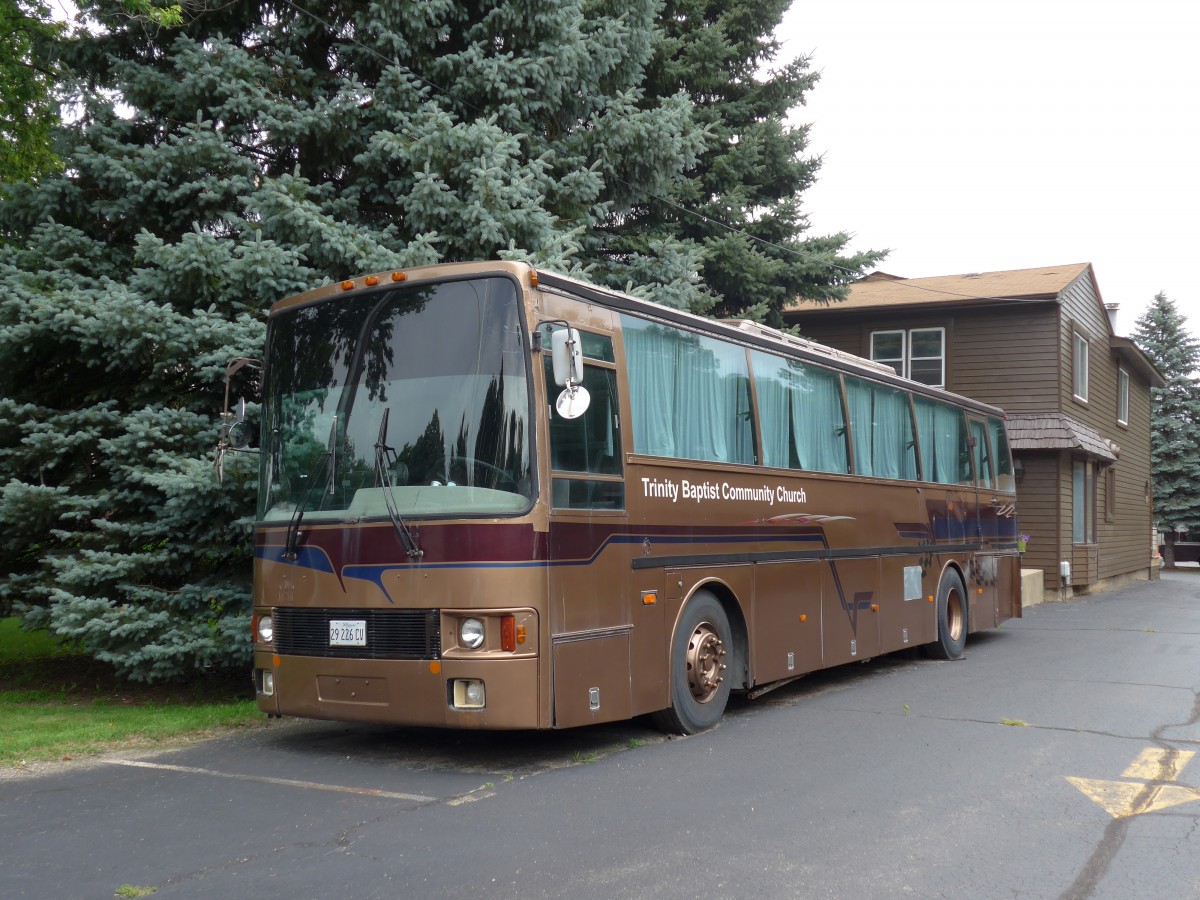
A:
926 570 968 660
653 591 733 735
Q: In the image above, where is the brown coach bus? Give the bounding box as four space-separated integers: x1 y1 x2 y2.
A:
243 260 1020 734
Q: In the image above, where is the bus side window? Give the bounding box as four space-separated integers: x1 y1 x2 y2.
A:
543 338 625 510
971 419 994 488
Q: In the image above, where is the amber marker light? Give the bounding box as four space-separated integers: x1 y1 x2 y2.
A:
799 614 807 623
391 271 406 282
928 595 935 603
641 590 657 606
871 604 880 612
340 280 355 291
516 625 527 645
429 661 442 675
364 275 379 286
272 654 282 667
501 615 516 652
530 269 540 287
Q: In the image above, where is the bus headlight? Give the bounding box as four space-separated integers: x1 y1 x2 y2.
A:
460 618 485 649
257 615 274 643
453 679 485 709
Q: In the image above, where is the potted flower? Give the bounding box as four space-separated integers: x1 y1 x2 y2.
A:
1017 534 1029 553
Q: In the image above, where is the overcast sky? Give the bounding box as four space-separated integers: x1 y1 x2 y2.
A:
775 0 1199 338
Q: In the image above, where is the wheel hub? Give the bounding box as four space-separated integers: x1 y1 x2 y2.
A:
685 621 727 704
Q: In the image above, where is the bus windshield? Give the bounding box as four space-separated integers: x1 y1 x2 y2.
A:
259 276 533 521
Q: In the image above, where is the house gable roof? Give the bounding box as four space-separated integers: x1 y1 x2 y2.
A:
786 263 1093 315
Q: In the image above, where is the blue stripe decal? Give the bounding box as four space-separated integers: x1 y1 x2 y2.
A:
255 545 336 574
270 532 831 602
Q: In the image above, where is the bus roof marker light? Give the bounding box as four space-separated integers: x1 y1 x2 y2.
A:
341 280 354 291
391 271 406 282
530 270 539 287
364 275 379 287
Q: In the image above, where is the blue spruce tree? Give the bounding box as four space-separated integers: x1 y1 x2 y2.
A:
1133 293 1200 568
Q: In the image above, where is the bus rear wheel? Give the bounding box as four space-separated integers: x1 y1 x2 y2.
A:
653 591 733 735
926 569 968 660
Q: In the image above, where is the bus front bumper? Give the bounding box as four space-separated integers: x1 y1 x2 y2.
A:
254 650 542 729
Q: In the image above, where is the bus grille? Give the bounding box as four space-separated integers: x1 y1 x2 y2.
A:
273 608 441 660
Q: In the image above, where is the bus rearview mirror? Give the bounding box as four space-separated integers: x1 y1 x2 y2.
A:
551 327 583 387
551 327 590 418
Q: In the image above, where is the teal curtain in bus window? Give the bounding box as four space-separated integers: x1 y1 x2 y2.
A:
752 351 791 468
793 364 848 473
752 351 847 473
989 417 1015 491
622 320 677 457
846 378 875 476
848 378 916 479
872 386 916 480
623 316 754 464
915 397 969 484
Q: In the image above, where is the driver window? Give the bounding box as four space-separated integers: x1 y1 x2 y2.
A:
542 331 624 510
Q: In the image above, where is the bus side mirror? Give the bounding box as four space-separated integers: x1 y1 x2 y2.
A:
551 327 583 388
227 398 252 449
550 328 590 419
215 357 262 481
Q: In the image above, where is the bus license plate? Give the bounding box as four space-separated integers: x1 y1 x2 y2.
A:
329 619 367 647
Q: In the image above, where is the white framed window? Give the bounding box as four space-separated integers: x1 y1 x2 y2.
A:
1073 459 1095 544
1073 331 1090 402
870 327 945 388
1117 367 1129 425
869 331 905 378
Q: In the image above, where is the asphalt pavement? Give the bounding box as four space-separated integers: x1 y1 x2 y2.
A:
2 570 1198 899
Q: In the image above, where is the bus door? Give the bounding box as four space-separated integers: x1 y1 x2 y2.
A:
539 317 640 727
968 416 1000 628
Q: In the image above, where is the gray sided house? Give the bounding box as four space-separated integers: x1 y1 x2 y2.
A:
785 263 1164 600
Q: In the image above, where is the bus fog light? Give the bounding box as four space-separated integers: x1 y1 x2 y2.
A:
453 679 485 709
261 670 275 696
460 618 485 649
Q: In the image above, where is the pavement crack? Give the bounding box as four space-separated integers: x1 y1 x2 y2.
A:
1058 687 1200 900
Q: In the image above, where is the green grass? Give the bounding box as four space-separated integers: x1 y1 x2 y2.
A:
1 617 260 767
0 616 79 663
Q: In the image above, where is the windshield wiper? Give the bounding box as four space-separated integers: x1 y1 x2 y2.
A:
283 418 338 560
374 407 423 558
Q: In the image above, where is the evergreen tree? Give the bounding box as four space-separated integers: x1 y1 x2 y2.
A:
0 0 710 679
617 0 884 324
1133 292 1200 567
0 0 63 183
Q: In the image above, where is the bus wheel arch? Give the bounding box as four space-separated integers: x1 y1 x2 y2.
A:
653 585 745 735
925 565 968 660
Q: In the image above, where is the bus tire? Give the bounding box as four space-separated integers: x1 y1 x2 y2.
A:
652 591 733 735
926 569 968 660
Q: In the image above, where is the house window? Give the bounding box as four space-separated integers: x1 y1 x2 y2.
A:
1073 332 1089 402
1105 467 1116 523
1117 368 1129 426
870 327 945 387
1073 460 1095 544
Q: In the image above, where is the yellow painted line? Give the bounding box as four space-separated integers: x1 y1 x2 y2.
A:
1067 746 1200 819
1122 747 1195 780
1066 777 1200 819
107 759 438 803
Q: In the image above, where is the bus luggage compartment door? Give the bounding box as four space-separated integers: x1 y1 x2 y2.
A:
751 560 822 683
551 627 633 728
